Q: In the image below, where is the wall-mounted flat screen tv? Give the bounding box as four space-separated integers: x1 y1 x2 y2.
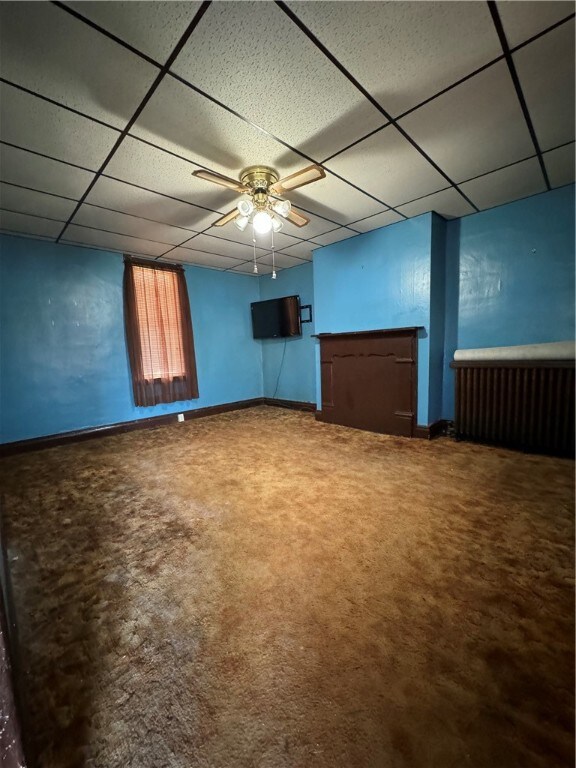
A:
251 295 302 339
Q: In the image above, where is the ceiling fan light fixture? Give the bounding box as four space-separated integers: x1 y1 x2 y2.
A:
234 215 250 231
272 199 291 218
237 196 254 217
253 210 273 235
271 216 283 233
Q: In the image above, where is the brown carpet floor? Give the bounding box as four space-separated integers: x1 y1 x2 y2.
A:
0 406 573 768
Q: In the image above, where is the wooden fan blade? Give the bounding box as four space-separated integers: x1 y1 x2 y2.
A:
213 208 240 227
193 169 247 193
286 207 310 228
269 165 326 195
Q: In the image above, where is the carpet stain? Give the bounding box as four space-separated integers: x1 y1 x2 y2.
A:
0 406 573 768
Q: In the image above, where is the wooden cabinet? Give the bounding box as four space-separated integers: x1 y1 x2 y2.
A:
316 328 418 437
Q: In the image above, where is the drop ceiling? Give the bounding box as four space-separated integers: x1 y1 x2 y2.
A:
0 1 574 275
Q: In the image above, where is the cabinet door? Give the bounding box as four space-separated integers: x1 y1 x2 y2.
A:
320 331 416 436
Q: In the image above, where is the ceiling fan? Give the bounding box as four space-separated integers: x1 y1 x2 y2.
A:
192 164 326 235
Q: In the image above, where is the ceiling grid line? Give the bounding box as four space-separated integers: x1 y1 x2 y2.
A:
51 1 162 70
274 0 480 213
54 0 213 243
45 0 406 217
0 75 375 231
166 71 403 216
1 1 573 269
487 1 551 191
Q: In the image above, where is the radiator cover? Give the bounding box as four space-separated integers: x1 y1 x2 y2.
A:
451 361 575 457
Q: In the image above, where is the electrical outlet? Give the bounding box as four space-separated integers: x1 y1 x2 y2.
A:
177 413 185 423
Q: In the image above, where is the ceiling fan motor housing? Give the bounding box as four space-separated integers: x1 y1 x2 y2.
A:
240 166 279 193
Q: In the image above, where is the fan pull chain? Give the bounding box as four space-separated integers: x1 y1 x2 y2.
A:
252 226 258 274
271 227 276 279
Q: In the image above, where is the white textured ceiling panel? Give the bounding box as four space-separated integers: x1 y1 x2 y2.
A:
0 2 573 267
277 241 316 260
497 1 574 48
257 252 307 269
184 233 266 261
459 157 547 211
0 184 77 222
287 1 502 118
349 210 405 233
131 75 306 180
396 188 476 220
513 20 575 151
399 61 535 184
543 144 576 188
105 137 233 211
231 261 276 275
72 205 191 246
66 1 202 65
326 125 447 208
0 2 159 130
201 223 300 255
86 176 217 232
63 224 168 257
0 83 119 170
161 247 244 269
0 210 63 239
0 144 95 200
286 174 387 226
311 228 360 247
171 1 386 160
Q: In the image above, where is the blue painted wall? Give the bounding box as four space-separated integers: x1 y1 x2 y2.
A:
312 215 434 424
1 185 573 442
258 261 315 403
442 184 575 419
0 235 262 443
428 214 447 424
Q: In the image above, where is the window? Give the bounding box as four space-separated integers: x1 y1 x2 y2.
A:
123 259 198 407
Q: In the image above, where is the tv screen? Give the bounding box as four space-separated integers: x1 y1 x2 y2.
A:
251 295 301 339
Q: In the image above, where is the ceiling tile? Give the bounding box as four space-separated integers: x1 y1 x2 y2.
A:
185 232 266 261
198 223 302 251
0 210 62 239
0 144 95 200
0 2 159 130
0 83 120 170
459 157 547 211
287 1 502 118
326 125 447 208
66 2 202 65
72 205 191 246
0 184 77 221
311 228 359 247
497 2 574 48
399 61 534 184
257 252 308 269
105 136 236 212
277 241 316 260
63 224 168 257
543 144 576 188
131 75 306 180
86 176 217 232
349 210 406 233
171 1 386 160
396 188 476 220
513 20 575 151
231 261 276 276
286 173 387 226
161 247 242 270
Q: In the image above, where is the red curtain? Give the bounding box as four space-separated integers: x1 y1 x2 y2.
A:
123 259 199 407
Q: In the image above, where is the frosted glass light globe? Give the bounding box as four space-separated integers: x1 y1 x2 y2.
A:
234 215 249 231
237 197 254 217
253 211 273 234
